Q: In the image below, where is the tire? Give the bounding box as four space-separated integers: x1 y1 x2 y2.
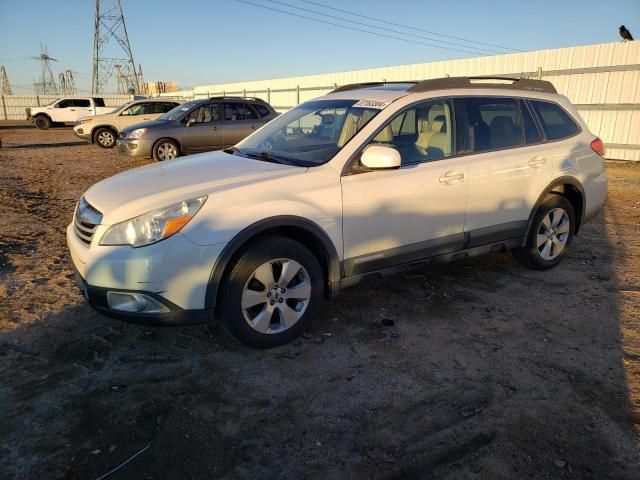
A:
512 194 575 270
94 127 117 148
152 139 180 161
34 116 51 130
218 235 324 348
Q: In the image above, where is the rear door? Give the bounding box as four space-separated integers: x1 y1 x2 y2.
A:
182 103 223 153
461 96 550 245
221 102 260 147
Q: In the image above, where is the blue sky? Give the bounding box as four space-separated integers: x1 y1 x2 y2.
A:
0 0 638 93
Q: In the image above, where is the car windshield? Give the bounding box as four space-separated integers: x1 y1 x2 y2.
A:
233 99 384 166
158 101 200 121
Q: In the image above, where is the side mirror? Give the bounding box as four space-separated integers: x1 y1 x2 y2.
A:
360 145 401 169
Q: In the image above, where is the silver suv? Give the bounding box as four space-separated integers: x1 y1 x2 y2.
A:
116 97 278 161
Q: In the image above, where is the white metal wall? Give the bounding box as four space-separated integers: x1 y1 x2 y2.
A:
166 42 640 160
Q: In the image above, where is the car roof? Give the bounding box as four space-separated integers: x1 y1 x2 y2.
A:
320 77 558 102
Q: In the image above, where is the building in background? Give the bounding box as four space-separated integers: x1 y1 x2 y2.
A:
142 81 178 96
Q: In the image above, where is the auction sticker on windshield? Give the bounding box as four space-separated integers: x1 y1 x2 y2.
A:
352 99 392 109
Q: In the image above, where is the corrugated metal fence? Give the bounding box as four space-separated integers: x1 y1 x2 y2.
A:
164 42 640 161
0 94 134 121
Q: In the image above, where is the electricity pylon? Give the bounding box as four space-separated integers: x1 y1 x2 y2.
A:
32 45 58 95
92 0 140 94
0 65 12 95
58 69 77 95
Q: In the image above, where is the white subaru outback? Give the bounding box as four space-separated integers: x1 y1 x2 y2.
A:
67 77 608 348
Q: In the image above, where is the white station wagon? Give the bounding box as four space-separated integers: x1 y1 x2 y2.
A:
67 77 608 348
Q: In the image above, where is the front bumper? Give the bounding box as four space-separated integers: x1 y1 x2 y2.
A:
73 267 212 325
73 125 91 141
116 137 154 158
67 222 226 326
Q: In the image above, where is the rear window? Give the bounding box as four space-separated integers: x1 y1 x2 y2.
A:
93 98 106 107
253 103 271 117
74 99 91 108
530 100 579 141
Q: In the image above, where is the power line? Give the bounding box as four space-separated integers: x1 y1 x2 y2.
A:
265 0 506 55
235 0 491 56
300 0 522 52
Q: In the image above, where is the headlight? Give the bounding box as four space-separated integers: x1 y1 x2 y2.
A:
76 118 92 125
128 128 148 139
100 196 207 247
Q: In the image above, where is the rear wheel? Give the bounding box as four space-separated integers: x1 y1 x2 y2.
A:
94 127 117 148
512 195 575 270
34 116 50 130
152 139 180 161
218 235 324 348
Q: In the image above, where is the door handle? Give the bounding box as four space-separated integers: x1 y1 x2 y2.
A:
250 124 257 130
70 109 76 111
439 171 465 184
528 157 547 168
212 125 218 131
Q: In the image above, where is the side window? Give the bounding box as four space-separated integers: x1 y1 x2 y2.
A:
74 99 91 108
93 98 106 107
187 104 219 123
253 103 271 118
122 103 150 116
224 102 258 121
464 97 523 152
154 102 179 114
56 99 72 108
520 100 542 144
530 100 579 141
367 99 454 165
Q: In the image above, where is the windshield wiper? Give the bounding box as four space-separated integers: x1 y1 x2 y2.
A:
243 151 293 165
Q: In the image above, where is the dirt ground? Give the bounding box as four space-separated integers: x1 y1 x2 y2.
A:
0 122 639 479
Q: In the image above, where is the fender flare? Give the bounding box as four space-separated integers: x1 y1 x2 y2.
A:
204 215 342 309
522 176 586 245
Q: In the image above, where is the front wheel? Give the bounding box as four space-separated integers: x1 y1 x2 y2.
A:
218 236 324 348
94 127 117 148
512 195 575 270
152 139 180 161
34 116 51 130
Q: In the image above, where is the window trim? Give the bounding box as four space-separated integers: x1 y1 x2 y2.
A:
517 98 544 146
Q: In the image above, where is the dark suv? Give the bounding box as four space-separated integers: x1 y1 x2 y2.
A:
116 97 278 161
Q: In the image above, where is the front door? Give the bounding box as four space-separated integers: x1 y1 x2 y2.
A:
182 103 223 153
341 99 469 276
461 97 551 245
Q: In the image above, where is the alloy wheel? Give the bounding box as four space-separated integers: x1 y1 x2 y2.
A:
241 258 312 334
157 142 177 160
536 208 570 260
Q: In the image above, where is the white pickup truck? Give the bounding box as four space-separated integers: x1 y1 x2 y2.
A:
26 97 116 130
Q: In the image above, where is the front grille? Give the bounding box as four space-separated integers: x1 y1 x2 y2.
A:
74 197 103 245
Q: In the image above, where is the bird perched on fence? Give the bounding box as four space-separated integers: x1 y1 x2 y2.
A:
619 25 634 41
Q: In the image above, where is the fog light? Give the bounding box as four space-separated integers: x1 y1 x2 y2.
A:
106 291 170 313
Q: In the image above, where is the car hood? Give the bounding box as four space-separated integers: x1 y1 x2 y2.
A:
120 119 169 133
84 151 302 224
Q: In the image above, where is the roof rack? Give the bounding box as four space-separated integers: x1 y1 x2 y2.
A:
207 96 266 102
330 77 557 95
330 81 417 93
407 77 557 94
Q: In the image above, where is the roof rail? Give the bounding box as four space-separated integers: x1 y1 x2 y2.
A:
208 96 266 102
329 77 557 95
330 81 417 94
407 77 557 94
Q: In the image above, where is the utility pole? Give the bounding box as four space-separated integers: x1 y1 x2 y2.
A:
32 44 58 95
0 65 12 95
92 0 140 94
